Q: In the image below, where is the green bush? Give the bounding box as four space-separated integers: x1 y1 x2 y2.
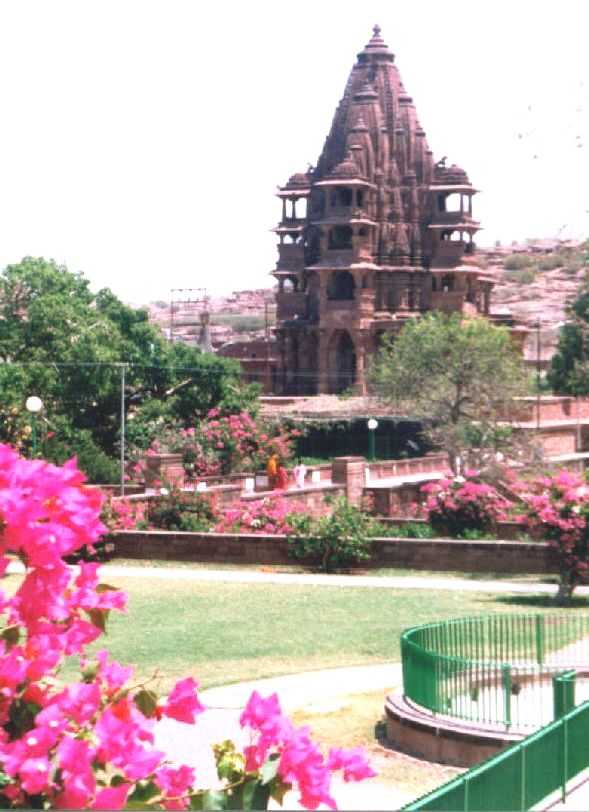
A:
504 268 537 284
537 254 564 271
375 521 435 539
503 254 534 270
148 489 218 532
44 423 119 484
287 496 376 572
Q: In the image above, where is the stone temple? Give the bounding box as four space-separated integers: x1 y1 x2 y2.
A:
272 26 496 396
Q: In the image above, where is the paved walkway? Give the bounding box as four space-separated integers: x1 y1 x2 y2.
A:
155 663 409 811
9 560 581 597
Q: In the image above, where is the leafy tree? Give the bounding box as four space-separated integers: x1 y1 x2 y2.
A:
548 246 589 394
0 257 258 478
369 313 531 473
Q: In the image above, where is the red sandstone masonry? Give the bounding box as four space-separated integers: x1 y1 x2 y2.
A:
111 531 558 574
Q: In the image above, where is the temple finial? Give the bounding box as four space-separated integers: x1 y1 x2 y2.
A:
373 24 381 37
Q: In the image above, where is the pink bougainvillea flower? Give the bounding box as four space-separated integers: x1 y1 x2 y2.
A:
161 677 205 724
326 746 377 781
91 783 132 810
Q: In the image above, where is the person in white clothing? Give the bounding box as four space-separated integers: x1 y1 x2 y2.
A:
293 459 307 488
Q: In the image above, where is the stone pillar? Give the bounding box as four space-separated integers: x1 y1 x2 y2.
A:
353 332 367 396
143 453 185 490
318 328 330 394
331 456 367 506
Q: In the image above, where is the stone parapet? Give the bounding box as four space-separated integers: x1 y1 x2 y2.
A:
111 532 558 573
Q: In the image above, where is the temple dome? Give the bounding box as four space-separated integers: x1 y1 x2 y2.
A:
434 163 470 184
285 172 311 189
329 154 364 179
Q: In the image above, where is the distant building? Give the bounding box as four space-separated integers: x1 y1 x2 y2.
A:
272 26 495 395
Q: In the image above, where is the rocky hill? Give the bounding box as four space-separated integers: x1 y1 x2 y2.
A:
143 240 588 363
146 288 275 348
482 239 588 364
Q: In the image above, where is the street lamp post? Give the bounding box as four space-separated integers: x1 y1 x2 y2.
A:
367 418 379 462
25 396 43 458
535 320 541 432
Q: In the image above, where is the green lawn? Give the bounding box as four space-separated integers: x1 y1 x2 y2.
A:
66 576 589 693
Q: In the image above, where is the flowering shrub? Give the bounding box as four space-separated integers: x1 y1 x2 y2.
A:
148 488 219 532
215 497 297 535
101 495 147 532
421 471 510 538
288 496 378 573
0 446 373 808
514 470 589 603
147 411 299 478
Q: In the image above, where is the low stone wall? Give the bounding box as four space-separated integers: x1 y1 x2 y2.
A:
515 396 589 423
125 484 343 520
240 484 343 515
366 454 449 480
111 531 558 573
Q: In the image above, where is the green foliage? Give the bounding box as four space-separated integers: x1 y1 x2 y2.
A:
210 314 267 333
147 488 218 532
287 496 376 572
369 313 530 472
504 268 536 284
0 257 257 467
43 415 120 483
375 522 435 539
548 256 589 395
503 254 534 270
537 253 565 271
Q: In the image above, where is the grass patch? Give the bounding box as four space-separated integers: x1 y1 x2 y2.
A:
292 690 463 794
50 577 589 693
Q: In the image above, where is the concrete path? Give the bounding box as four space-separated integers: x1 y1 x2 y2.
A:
10 560 581 597
155 663 409 811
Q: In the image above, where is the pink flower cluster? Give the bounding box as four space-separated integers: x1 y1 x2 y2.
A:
0 446 373 809
215 497 298 535
421 470 510 537
145 410 298 479
515 470 589 584
101 495 146 532
240 691 375 810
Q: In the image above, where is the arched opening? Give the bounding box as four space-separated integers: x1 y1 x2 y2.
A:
441 274 455 292
327 270 355 301
328 330 356 394
328 226 353 250
336 187 353 207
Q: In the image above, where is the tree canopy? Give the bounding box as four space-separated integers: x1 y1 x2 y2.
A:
0 257 258 479
548 246 589 395
369 313 530 472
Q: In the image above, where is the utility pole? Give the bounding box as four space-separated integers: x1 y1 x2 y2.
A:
120 364 126 497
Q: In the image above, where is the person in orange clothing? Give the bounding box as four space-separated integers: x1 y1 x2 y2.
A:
266 453 279 490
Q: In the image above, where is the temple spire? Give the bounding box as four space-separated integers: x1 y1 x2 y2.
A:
358 23 393 60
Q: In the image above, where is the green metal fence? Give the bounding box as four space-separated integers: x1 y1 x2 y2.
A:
402 614 589 729
402 697 589 811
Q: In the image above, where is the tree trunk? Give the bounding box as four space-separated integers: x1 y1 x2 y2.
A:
555 571 576 606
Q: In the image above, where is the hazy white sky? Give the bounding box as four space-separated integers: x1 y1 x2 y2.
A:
0 0 587 304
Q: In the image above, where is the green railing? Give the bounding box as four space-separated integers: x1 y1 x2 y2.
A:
402 614 589 729
403 697 589 811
